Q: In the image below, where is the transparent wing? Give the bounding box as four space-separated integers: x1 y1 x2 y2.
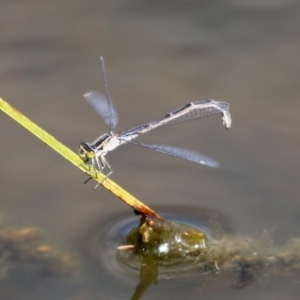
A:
120 99 231 140
124 140 219 168
98 56 117 132
84 90 118 131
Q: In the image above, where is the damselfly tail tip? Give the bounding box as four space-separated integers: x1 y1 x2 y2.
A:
222 110 232 129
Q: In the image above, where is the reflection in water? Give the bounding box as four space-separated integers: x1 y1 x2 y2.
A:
91 206 300 299
130 256 158 300
3 205 300 300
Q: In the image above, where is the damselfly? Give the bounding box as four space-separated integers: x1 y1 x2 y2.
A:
79 57 231 184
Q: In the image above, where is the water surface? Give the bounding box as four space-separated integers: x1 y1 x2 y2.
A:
0 1 300 299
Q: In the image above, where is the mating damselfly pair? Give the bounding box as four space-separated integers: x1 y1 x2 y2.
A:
79 57 231 184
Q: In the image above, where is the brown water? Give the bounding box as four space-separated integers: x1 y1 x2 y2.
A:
1 1 300 299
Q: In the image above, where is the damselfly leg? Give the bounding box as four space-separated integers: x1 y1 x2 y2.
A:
83 154 114 187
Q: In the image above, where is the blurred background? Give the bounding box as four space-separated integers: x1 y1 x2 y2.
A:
0 0 300 299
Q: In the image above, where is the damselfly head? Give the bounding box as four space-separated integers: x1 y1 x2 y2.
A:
79 142 95 162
